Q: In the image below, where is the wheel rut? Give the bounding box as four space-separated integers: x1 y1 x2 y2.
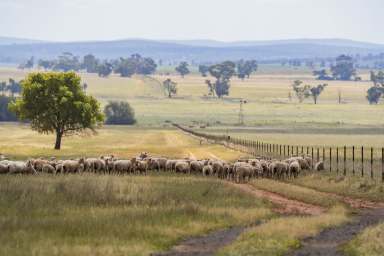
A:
287 208 384 256
152 182 325 256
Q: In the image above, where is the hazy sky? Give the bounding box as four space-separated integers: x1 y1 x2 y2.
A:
0 0 382 43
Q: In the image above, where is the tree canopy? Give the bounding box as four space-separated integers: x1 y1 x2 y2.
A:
207 61 236 98
175 62 190 78
331 55 356 81
198 65 210 77
367 71 384 104
114 54 157 77
104 101 136 125
237 60 258 80
10 72 104 149
291 80 327 104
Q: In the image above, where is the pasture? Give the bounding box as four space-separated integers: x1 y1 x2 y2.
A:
1 66 384 256
1 67 383 128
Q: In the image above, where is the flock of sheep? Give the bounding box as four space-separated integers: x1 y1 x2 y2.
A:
0 152 325 183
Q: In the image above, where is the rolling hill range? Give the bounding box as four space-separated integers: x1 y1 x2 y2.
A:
0 37 383 64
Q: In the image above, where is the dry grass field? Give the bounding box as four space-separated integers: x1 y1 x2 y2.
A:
1 67 383 127
0 123 245 161
1 66 384 256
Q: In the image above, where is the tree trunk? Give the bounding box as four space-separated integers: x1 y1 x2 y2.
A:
54 131 63 150
314 96 317 104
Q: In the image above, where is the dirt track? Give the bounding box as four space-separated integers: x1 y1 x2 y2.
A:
153 182 327 256
151 226 247 256
229 182 326 215
287 208 384 256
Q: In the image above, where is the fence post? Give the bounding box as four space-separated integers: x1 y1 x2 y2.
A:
336 147 339 174
288 145 290 157
362 146 364 177
329 147 332 172
284 145 286 156
343 146 346 176
311 147 314 170
301 146 304 154
382 148 384 182
317 148 319 162
352 146 355 176
296 146 299 156
371 147 373 179
307 147 309 155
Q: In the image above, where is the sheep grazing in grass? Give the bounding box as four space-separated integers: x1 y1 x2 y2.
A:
0 151 328 183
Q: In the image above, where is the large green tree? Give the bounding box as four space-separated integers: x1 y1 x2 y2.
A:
10 72 104 150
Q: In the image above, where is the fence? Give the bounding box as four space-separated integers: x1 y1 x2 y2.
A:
174 124 384 182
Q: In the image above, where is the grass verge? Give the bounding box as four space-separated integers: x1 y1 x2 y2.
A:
217 206 349 256
291 173 384 202
0 173 271 256
344 222 384 256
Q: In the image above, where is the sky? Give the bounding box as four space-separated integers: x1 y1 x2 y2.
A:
0 0 382 43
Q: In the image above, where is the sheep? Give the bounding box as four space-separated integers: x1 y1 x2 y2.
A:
42 163 57 174
202 165 212 176
113 160 132 174
233 162 252 183
8 160 37 175
135 160 148 175
62 159 85 174
314 161 325 171
288 160 301 178
190 160 203 174
84 158 106 173
175 161 190 174
165 159 178 172
0 161 9 174
31 158 50 172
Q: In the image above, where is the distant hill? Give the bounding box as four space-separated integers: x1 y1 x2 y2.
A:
0 36 46 46
1 37 384 64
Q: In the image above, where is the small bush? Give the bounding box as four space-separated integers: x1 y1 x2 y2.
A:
104 101 136 125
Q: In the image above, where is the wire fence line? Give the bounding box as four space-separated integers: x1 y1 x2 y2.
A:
174 124 384 182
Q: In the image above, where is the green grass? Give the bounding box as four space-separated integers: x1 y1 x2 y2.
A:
250 178 342 208
291 173 384 202
0 174 272 256
344 222 384 256
218 206 349 256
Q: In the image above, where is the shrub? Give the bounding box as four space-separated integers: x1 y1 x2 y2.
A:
104 101 136 125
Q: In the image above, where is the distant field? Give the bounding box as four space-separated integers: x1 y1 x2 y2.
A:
0 67 382 127
195 127 384 148
0 123 246 160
